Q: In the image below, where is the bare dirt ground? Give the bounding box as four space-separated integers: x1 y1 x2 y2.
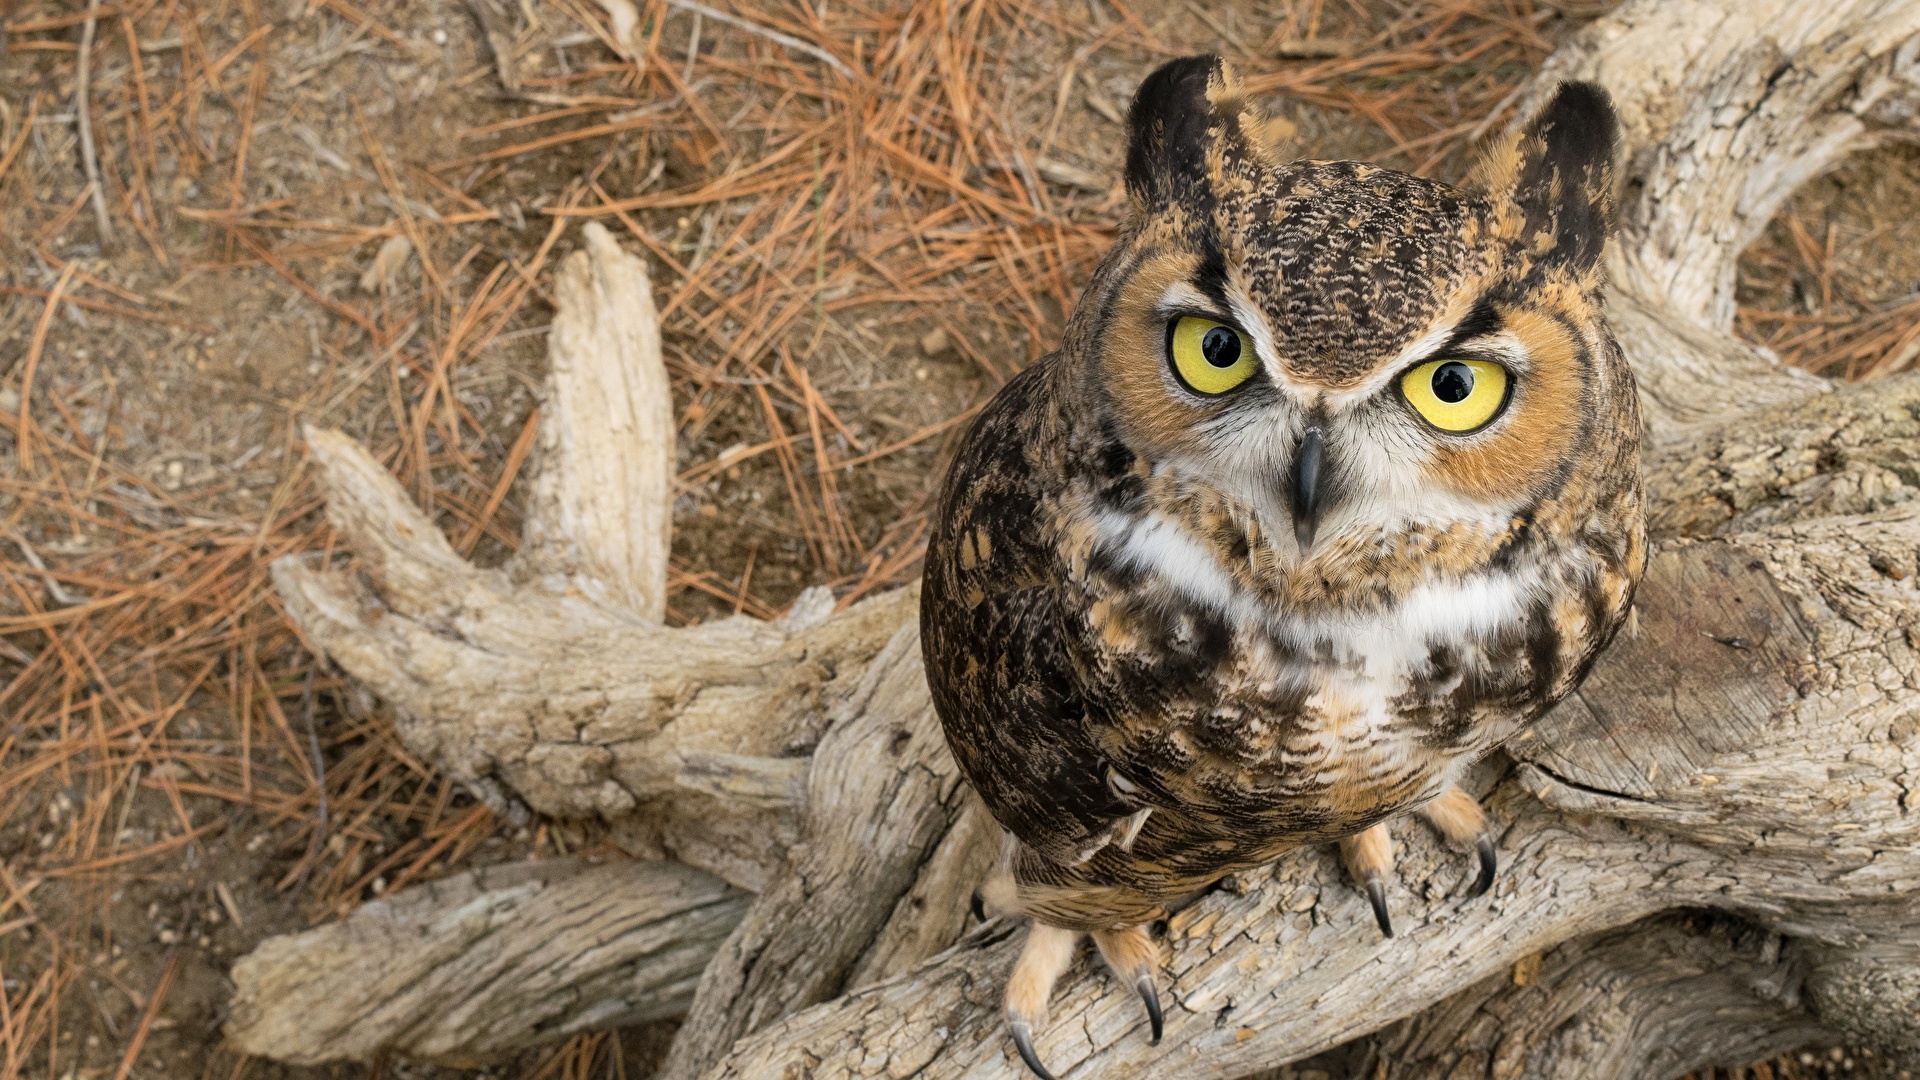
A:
1 0 1916 1078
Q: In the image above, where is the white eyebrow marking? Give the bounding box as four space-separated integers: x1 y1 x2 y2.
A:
1155 280 1214 315
1390 322 1457 373
1214 290 1533 413
1220 274 1285 388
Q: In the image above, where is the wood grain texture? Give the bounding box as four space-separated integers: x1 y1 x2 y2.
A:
1507 538 1816 805
1563 0 1920 331
1645 370 1920 539
518 221 676 622
657 621 973 1080
270 435 914 891
226 858 750 1063
1351 910 1831 1078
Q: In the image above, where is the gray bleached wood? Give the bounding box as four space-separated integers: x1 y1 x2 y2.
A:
1348 910 1831 1078
518 220 675 621
226 858 750 1063
1535 0 1920 438
248 218 933 1062
238 0 1920 1072
654 620 975 1080
268 225 916 889
1541 0 1920 334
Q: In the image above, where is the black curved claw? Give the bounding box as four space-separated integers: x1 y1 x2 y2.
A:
1135 975 1164 1045
1010 1021 1058 1080
1470 836 1498 899
970 889 987 922
1366 879 1394 938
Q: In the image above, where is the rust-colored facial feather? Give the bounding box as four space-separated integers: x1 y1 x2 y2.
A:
1428 305 1587 501
1092 249 1219 457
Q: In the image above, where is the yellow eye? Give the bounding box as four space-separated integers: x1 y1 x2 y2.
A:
1401 358 1509 433
1168 316 1258 396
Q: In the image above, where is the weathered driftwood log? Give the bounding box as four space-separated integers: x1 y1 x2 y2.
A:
226 858 749 1064
1350 910 1832 1078
654 621 978 1080
268 222 917 893
1558 0 1919 436
1567 0 1919 409
232 0 1920 1074
274 422 914 891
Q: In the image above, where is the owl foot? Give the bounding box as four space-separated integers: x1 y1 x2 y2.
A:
1006 922 1081 1080
1338 823 1395 938
1420 786 1498 898
1093 924 1164 1043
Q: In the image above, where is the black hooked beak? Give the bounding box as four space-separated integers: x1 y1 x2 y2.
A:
1290 426 1328 553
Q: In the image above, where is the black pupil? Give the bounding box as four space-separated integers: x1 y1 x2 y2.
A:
1201 326 1240 368
1431 362 1474 403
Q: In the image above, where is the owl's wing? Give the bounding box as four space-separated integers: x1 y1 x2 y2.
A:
921 363 1128 867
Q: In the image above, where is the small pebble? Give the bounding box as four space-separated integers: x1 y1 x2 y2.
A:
432 28 448 44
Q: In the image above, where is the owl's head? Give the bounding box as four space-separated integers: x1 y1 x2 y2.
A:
1062 56 1633 560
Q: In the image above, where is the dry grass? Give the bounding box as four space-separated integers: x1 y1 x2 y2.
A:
1736 143 1920 382
1 0 1890 1077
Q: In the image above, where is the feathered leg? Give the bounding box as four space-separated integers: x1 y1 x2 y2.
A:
1092 923 1163 1044
1420 784 1498 897
987 829 1173 1076
1006 922 1081 1080
1338 822 1395 938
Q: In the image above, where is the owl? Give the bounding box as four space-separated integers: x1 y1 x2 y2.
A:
920 56 1643 1079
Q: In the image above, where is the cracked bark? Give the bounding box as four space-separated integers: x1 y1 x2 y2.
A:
1348 910 1833 1078
229 0 1920 1074
227 858 750 1064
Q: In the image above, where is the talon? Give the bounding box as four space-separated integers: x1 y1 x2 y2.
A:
1471 835 1497 898
1339 823 1395 939
1421 786 1498 898
1366 879 1394 938
1093 924 1162 1044
1136 975 1163 1044
971 889 987 922
1006 923 1079 1080
1010 1021 1058 1080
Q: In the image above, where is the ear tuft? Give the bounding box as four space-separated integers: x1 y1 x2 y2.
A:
1126 55 1233 208
1477 80 1619 272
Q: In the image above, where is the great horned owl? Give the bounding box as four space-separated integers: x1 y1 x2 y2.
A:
920 56 1643 1078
